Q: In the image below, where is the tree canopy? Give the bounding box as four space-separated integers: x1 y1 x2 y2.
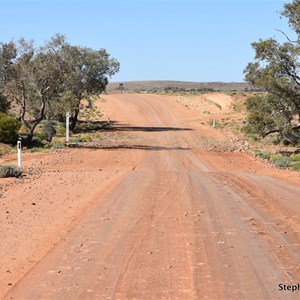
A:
0 92 9 113
59 45 120 131
0 34 120 143
244 0 300 145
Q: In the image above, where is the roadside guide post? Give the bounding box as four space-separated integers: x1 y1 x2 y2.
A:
119 83 124 94
66 112 70 144
212 118 216 128
17 139 22 168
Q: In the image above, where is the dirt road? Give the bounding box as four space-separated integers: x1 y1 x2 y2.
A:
1 94 300 299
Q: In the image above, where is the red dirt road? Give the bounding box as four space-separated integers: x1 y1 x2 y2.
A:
1 94 300 299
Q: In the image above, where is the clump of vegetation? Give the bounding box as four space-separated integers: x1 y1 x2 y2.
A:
291 163 300 171
163 86 215 94
0 113 21 144
289 154 300 171
244 0 300 146
252 149 271 160
0 34 119 144
290 154 300 162
50 140 66 149
270 155 291 169
0 165 22 178
252 149 300 171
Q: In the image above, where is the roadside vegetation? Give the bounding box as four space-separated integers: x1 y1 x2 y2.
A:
253 150 300 171
108 80 259 94
187 0 299 172
244 0 300 147
0 165 22 178
0 104 106 153
0 34 119 150
115 85 261 95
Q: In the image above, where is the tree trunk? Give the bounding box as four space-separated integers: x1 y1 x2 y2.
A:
70 108 79 133
22 121 41 146
20 132 33 147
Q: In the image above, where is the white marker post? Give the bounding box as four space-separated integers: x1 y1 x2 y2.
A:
66 112 70 144
212 118 216 128
17 139 22 168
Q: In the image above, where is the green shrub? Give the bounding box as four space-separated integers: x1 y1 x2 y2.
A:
253 149 270 160
55 123 66 137
0 165 22 178
69 137 84 143
261 152 271 160
0 113 21 144
51 140 66 149
274 159 290 169
290 154 300 162
291 163 300 171
271 155 291 169
35 132 47 140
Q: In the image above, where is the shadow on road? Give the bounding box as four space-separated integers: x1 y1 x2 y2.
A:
68 144 190 151
107 123 193 132
75 120 193 133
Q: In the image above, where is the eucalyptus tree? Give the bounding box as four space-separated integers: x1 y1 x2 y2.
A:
0 41 15 112
0 34 120 143
244 0 300 145
0 34 68 144
61 45 120 132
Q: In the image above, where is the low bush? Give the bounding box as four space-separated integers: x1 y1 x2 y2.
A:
253 149 270 160
252 151 300 171
271 155 291 169
0 165 22 178
291 163 300 171
0 113 21 144
55 123 66 137
51 140 66 149
290 154 300 162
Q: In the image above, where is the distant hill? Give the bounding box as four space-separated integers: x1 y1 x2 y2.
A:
107 80 255 93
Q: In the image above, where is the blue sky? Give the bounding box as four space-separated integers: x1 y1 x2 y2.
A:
0 0 293 82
